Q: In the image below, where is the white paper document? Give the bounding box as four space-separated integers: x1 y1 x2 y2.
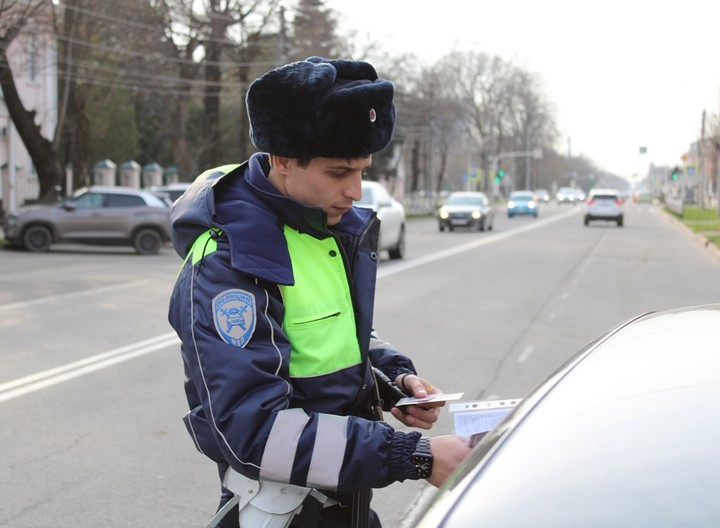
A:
395 392 464 407
450 399 521 446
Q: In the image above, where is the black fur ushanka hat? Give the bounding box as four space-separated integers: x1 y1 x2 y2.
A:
246 56 396 159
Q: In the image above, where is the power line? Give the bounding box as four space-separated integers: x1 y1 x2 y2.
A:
54 33 280 69
53 0 283 48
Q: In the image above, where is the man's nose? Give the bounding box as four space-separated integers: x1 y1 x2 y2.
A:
347 173 363 201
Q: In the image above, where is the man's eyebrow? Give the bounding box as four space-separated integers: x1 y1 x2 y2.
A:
327 161 372 171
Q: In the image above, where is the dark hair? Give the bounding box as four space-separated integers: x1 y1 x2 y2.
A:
295 157 312 168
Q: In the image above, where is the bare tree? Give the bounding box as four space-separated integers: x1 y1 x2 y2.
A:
503 69 558 189
437 50 559 193
168 0 280 169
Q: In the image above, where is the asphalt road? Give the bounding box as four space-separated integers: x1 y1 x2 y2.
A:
1 201 719 527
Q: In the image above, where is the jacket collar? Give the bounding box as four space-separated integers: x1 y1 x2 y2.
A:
214 153 374 285
244 154 331 239
244 153 372 239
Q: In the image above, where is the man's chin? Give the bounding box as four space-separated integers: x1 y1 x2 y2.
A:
327 214 342 226
328 207 351 226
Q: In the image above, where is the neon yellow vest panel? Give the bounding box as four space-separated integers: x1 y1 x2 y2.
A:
280 226 361 377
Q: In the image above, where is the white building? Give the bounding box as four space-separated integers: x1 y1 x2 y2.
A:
0 22 58 213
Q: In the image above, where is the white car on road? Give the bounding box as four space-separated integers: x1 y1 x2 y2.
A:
356 180 406 259
583 188 624 227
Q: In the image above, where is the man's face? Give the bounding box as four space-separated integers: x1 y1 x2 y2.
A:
278 156 372 226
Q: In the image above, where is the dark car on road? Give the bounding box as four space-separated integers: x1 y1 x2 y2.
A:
2 186 171 255
438 192 494 232
413 303 720 527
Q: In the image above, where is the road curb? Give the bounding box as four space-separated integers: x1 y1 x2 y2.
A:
661 207 720 260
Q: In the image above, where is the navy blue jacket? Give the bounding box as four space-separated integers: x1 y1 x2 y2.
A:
168 153 421 494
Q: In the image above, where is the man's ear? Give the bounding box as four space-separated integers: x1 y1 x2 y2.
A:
269 154 293 175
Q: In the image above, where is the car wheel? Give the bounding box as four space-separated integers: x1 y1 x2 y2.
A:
133 228 163 255
508 213 513 218
22 225 53 252
388 225 405 260
488 220 494 231
584 215 590 226
617 216 624 227
478 219 485 231
439 223 445 232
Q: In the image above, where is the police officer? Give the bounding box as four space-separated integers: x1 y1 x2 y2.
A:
168 57 471 527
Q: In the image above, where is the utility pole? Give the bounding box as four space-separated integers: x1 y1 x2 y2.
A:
699 110 706 208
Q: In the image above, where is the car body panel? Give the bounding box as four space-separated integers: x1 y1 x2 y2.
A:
438 192 494 231
414 304 720 527
356 180 406 259
506 191 538 217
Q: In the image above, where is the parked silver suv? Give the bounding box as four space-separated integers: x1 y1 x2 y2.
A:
3 186 172 254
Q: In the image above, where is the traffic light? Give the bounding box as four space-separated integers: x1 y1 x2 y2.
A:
671 166 680 181
494 169 506 183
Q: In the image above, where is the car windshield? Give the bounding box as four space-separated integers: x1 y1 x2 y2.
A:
447 195 485 206
511 193 533 200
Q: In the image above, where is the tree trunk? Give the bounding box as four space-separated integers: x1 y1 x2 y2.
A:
410 140 421 194
0 48 63 203
67 87 91 189
200 14 225 169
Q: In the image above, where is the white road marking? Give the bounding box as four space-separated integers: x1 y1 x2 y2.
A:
0 280 149 312
378 208 578 279
0 332 179 404
517 345 535 363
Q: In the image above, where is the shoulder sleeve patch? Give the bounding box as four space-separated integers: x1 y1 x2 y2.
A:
212 289 257 348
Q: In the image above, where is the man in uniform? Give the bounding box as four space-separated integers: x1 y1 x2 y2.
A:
168 56 471 527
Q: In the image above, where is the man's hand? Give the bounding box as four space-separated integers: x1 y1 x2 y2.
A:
389 374 444 429
427 435 472 487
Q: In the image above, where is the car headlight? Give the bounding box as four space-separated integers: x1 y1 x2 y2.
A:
529 201 536 208
439 209 449 219
471 210 481 219
507 201 515 208
5 214 18 226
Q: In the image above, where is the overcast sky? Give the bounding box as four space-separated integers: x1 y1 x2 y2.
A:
326 0 720 182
